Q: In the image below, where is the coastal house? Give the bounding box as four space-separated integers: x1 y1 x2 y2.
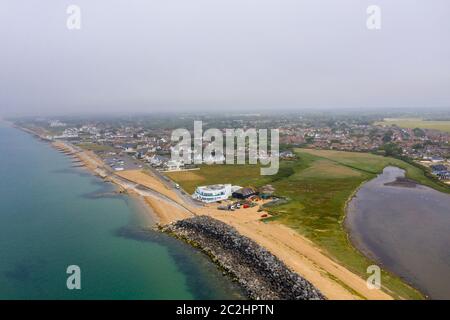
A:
431 156 445 163
54 128 79 140
431 164 448 175
165 160 184 171
232 187 258 199
430 164 450 180
280 150 295 159
437 171 450 180
146 154 169 168
259 184 276 198
120 143 137 154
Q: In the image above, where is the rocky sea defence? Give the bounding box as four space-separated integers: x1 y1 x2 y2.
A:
163 216 325 300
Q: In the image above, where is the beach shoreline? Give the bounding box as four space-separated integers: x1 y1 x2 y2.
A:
20 126 394 300
163 216 325 300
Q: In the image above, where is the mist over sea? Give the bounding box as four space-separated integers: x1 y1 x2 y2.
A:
0 122 243 299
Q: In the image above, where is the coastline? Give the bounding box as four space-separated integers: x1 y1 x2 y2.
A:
19 126 395 300
1 123 250 299
50 140 177 225
163 216 325 300
341 177 371 225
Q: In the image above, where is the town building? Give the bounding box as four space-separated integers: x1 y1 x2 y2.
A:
232 187 258 199
192 184 241 203
431 164 448 175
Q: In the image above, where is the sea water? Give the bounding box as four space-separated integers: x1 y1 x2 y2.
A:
0 122 243 299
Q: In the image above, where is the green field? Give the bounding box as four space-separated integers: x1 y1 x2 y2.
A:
166 165 281 194
376 118 450 133
167 149 450 299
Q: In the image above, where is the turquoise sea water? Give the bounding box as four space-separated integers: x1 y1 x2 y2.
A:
0 122 243 299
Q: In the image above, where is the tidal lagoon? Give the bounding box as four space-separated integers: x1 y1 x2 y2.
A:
346 166 450 299
0 123 244 299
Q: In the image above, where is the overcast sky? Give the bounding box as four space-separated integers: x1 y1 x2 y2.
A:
1 0 449 116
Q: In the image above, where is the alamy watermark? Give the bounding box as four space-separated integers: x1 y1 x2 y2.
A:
65 4 380 31
66 265 81 290
66 5 81 30
366 5 381 30
367 265 381 290
171 121 279 175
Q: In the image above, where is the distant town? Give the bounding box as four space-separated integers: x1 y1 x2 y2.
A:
14 111 450 184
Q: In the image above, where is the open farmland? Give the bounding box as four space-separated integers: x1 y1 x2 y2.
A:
376 118 450 133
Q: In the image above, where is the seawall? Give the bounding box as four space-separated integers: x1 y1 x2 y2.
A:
163 215 325 300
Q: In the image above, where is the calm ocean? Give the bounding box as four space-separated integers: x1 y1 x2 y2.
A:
0 122 243 299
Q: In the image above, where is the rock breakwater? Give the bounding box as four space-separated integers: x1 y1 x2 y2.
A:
163 216 325 300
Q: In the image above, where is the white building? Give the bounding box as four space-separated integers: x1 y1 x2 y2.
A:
165 160 184 171
192 184 240 203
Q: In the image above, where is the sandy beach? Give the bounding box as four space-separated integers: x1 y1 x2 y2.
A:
51 139 393 300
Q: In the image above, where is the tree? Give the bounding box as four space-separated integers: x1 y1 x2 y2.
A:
382 130 393 143
381 143 402 157
413 128 426 138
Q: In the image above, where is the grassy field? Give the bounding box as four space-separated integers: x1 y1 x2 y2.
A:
300 149 450 193
166 149 450 299
376 118 450 133
166 165 287 194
